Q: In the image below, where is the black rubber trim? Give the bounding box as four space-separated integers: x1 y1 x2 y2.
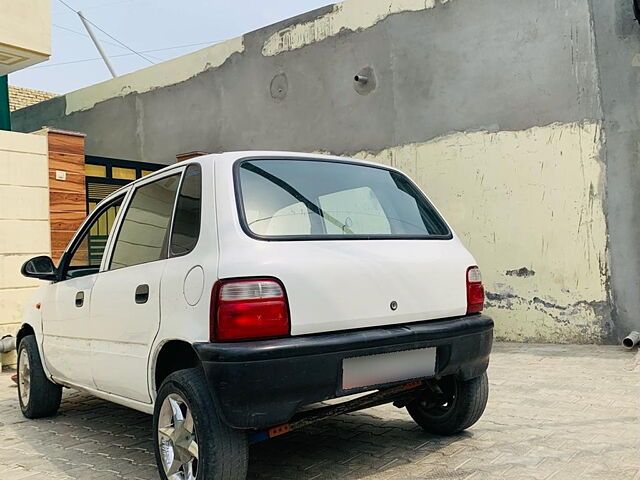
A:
194 314 492 362
195 314 493 430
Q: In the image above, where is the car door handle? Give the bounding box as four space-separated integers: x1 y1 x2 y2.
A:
75 291 84 308
135 284 149 304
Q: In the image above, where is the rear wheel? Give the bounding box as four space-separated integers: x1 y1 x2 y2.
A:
17 335 62 418
153 368 248 480
406 372 488 435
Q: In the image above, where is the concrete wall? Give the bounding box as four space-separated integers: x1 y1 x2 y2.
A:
588 0 640 344
0 130 50 365
356 122 610 343
13 0 639 343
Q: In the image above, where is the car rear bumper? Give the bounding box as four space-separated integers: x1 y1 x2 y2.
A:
193 314 493 429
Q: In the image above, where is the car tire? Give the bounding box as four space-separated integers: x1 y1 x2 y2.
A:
153 368 248 480
406 371 488 435
17 335 62 419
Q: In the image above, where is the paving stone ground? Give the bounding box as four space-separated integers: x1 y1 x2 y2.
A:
0 343 638 480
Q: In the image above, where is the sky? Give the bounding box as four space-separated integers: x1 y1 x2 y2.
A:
10 0 334 94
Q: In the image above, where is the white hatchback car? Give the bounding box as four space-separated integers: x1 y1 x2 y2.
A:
18 152 493 480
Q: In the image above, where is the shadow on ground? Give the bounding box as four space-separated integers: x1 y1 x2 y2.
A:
5 384 460 480
2 344 638 480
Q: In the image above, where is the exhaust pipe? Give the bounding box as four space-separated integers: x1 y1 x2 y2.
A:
0 335 16 353
622 331 640 350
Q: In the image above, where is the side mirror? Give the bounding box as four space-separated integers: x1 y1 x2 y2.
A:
21 256 57 280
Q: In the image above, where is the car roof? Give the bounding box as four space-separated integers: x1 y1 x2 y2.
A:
100 150 399 204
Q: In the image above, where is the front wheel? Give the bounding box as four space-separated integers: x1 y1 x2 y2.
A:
406 372 488 435
153 368 248 480
17 335 62 418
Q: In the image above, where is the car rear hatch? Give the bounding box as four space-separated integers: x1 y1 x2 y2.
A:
216 156 479 336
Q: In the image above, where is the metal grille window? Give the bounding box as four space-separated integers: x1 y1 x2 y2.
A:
66 195 125 278
85 156 162 268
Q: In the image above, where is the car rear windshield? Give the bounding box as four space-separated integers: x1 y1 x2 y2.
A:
236 158 451 240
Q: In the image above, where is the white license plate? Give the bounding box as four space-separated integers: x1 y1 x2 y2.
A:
342 347 436 390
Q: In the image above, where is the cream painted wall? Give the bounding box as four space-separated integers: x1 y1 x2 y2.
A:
353 121 610 343
0 130 50 364
262 0 436 56
64 36 244 114
0 0 51 75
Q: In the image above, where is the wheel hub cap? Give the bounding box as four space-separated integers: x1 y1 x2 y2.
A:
18 349 30 406
158 393 199 480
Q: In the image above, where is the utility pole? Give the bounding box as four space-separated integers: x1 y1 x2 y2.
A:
77 11 117 78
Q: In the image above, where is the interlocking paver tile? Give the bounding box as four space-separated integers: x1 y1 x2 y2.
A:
1 343 638 479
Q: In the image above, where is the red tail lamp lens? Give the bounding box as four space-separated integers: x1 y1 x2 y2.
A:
211 279 290 341
466 266 484 314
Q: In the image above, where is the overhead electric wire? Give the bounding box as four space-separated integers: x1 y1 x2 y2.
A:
54 24 133 52
53 24 163 61
53 0 137 16
56 0 155 65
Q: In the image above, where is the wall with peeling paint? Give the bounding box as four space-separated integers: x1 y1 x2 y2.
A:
12 0 639 343
354 122 612 343
13 0 601 163
261 0 437 55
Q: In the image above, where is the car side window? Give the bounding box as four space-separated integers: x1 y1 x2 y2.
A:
109 174 181 270
64 196 124 279
170 164 201 257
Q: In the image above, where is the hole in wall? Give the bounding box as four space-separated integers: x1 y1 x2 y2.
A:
354 66 376 95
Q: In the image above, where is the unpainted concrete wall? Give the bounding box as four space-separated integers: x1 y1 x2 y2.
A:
588 0 640 342
13 0 602 162
13 0 635 343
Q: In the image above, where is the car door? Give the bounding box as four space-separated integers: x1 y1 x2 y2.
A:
42 193 127 387
89 170 182 403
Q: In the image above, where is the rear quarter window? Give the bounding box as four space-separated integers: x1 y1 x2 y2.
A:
235 158 451 240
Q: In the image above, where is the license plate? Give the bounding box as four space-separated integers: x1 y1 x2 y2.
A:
342 347 436 390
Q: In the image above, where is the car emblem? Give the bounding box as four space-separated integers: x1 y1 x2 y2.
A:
390 301 398 311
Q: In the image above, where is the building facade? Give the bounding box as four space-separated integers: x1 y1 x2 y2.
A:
0 0 51 76
0 0 52 367
12 0 640 344
9 86 57 112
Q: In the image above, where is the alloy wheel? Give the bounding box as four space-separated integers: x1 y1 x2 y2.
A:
157 393 199 480
18 348 30 406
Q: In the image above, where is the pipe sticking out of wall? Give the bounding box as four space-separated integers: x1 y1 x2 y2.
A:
0 335 15 353
622 331 640 350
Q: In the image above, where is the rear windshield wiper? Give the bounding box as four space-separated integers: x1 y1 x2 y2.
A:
242 163 353 234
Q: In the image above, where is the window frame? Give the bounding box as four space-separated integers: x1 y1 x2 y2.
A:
104 167 185 271
233 156 453 242
56 191 129 282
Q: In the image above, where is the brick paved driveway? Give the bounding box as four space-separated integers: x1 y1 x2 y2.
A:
0 343 638 480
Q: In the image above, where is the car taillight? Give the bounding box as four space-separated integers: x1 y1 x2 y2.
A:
211 278 290 341
466 266 484 314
